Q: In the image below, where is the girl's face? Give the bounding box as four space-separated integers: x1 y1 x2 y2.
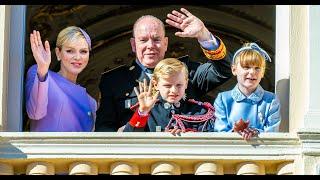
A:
55 37 90 78
232 62 263 95
154 71 188 104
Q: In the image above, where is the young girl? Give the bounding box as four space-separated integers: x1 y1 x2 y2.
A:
26 26 97 132
123 58 215 135
213 43 281 140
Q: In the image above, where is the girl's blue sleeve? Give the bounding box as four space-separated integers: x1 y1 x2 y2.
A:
214 93 232 132
264 95 281 132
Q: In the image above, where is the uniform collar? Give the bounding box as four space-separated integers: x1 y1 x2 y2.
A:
129 60 150 82
135 59 154 74
231 84 264 103
158 97 186 110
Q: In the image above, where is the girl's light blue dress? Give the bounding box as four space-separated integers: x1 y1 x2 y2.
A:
213 84 281 132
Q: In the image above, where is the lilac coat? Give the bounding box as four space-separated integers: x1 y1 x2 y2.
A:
26 65 97 132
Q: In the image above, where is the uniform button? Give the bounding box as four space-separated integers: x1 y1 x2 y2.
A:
129 66 135 71
156 126 162 132
164 103 171 109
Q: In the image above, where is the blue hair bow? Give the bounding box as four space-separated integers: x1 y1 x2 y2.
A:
232 43 272 64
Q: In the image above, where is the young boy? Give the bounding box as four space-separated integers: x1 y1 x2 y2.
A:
123 58 215 135
213 43 281 140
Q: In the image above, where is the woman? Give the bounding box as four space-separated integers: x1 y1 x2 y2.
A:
26 26 97 132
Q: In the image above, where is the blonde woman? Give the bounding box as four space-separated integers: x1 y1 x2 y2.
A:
26 26 97 132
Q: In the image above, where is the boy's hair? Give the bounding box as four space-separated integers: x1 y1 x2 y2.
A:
56 26 91 50
233 43 270 76
152 58 189 95
153 58 189 83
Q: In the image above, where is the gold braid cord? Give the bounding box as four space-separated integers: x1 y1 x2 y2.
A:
201 36 226 60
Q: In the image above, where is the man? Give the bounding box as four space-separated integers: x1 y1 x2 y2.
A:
95 8 232 132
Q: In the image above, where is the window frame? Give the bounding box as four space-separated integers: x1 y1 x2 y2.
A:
4 5 289 132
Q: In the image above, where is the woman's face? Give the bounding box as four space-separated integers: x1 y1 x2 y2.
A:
154 71 188 104
56 37 90 77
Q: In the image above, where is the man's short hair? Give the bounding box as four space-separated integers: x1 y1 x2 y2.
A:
132 15 165 37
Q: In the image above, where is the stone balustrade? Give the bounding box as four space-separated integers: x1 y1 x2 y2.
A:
0 160 295 175
0 131 316 175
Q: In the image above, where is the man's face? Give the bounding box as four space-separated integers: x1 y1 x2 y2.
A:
130 18 168 68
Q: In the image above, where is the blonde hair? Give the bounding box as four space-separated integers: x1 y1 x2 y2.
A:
56 26 91 50
152 58 188 94
233 43 267 76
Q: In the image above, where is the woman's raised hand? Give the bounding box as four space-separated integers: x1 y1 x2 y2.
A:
134 78 159 114
30 30 51 78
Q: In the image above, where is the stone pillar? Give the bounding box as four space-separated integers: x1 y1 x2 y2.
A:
277 162 294 175
303 6 320 129
151 162 180 175
236 162 265 175
0 5 10 131
0 163 14 175
275 5 290 132
290 5 320 175
194 162 223 175
290 5 320 132
110 162 139 175
69 161 98 175
26 162 54 175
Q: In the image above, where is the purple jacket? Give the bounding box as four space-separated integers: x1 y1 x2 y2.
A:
26 65 97 132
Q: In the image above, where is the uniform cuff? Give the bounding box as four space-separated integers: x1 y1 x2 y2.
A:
198 33 219 50
201 35 227 60
129 111 149 128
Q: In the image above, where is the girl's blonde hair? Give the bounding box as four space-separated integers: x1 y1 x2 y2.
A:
152 58 188 94
233 43 268 76
56 26 91 50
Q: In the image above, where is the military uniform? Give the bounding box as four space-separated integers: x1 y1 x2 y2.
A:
123 98 215 132
95 38 232 131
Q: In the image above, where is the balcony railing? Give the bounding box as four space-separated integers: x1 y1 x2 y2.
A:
0 132 301 175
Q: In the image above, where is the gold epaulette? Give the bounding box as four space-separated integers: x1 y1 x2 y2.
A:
200 36 227 60
101 64 126 75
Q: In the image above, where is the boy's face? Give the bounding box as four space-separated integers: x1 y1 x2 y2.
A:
154 71 188 104
232 62 263 95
